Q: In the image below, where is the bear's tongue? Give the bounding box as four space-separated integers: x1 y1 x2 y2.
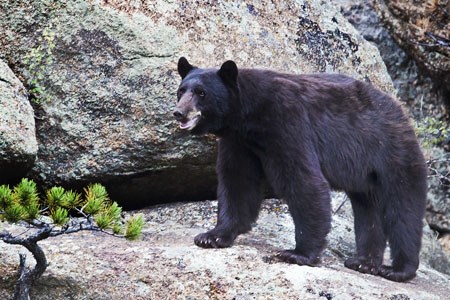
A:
179 114 200 130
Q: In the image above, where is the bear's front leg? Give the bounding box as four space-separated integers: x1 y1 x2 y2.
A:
275 179 331 266
194 137 264 249
263 154 332 266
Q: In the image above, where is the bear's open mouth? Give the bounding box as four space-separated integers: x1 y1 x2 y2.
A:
180 111 202 130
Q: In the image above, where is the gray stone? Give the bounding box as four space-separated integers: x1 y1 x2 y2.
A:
0 0 394 207
0 59 38 182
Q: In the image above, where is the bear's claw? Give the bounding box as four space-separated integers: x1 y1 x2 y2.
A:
194 232 233 248
344 257 380 275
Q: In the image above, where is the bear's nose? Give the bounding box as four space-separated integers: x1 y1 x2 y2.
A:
173 109 185 121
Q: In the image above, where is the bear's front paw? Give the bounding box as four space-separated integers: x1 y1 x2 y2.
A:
275 250 319 266
344 257 380 275
194 231 234 248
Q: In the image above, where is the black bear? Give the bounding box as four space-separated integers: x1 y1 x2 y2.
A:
173 57 427 282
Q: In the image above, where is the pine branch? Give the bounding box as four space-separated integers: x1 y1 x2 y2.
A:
2 227 51 300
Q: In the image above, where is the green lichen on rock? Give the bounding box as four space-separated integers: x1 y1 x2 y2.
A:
24 24 58 104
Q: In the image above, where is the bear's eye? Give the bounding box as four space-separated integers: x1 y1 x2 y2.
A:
194 88 206 97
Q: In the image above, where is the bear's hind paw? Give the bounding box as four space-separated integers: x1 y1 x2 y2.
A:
378 265 416 282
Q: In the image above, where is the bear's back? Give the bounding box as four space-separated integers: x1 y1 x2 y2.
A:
236 69 398 120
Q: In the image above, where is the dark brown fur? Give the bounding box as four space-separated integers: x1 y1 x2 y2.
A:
174 57 427 282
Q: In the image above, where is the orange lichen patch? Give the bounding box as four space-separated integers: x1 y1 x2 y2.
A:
387 0 449 46
374 0 449 88
440 233 450 253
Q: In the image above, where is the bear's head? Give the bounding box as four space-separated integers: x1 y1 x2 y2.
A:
173 57 238 135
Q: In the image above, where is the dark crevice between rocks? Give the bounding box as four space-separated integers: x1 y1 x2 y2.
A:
0 161 35 186
103 168 218 210
21 163 276 211
25 166 218 211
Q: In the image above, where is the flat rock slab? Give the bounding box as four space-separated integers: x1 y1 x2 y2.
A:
1 198 449 299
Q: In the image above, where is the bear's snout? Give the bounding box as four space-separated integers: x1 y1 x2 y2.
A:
173 105 202 130
173 108 185 121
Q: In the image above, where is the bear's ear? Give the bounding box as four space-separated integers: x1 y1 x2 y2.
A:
178 57 195 79
218 60 238 84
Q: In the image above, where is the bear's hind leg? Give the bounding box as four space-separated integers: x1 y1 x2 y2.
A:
344 192 386 276
194 138 264 249
379 186 425 282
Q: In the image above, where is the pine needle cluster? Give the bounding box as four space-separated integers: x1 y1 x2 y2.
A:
0 178 40 222
0 179 144 240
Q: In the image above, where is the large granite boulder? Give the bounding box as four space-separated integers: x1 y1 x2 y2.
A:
0 59 38 183
0 0 394 208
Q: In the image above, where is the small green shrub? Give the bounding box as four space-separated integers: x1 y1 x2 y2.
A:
416 117 449 148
